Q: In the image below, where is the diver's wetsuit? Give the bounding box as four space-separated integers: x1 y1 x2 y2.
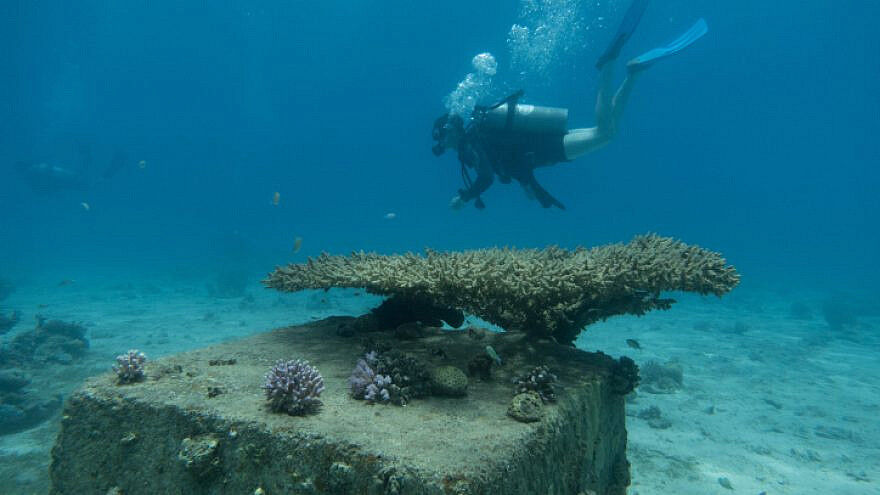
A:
457 123 569 209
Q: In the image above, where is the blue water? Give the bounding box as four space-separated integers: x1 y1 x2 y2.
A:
1 0 879 492
2 0 876 289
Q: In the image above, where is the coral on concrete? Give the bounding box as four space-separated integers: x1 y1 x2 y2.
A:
512 365 557 403
264 234 739 345
429 365 468 397
507 392 543 423
177 434 220 479
263 359 324 416
373 350 433 403
608 356 640 395
113 349 147 384
348 352 393 403
349 350 431 405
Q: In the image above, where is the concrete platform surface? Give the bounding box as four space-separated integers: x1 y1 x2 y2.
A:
50 317 630 495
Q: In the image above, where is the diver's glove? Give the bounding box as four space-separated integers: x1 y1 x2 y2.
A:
450 195 466 210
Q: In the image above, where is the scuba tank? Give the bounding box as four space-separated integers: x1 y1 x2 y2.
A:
458 90 568 210
473 90 568 135
482 103 568 134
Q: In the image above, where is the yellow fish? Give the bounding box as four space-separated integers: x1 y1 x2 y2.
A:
138 160 147 169
292 236 303 253
272 191 281 206
81 202 90 211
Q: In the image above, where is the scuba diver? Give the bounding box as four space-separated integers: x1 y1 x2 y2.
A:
14 146 127 194
432 0 708 210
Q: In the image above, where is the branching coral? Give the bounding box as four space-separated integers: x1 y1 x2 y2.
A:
349 352 393 403
263 359 325 416
113 349 147 384
512 365 558 403
264 234 739 345
349 351 431 405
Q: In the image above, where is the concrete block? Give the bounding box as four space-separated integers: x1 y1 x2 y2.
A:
50 317 631 494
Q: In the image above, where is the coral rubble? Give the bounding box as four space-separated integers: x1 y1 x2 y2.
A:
0 368 61 436
264 234 739 344
0 316 88 435
639 360 683 394
0 316 89 367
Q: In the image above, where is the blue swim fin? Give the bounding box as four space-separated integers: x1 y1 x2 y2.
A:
596 0 651 70
627 18 709 72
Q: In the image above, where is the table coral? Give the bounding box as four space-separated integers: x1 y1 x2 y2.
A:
264 234 739 345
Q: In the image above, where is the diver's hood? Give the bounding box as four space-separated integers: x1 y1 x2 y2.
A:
431 113 464 156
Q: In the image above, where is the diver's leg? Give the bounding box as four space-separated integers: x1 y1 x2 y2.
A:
610 69 640 128
564 0 652 160
602 19 709 128
595 59 616 131
563 62 640 160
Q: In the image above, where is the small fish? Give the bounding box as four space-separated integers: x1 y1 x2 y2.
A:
58 279 75 287
272 191 281 206
625 339 642 350
137 160 147 169
80 202 90 211
384 212 396 220
292 236 303 253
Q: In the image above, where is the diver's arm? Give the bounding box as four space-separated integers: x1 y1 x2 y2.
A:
458 169 493 202
457 147 494 203
520 170 565 210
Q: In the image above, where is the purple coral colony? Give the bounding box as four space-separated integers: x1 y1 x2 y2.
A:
113 349 147 384
349 351 392 403
263 359 325 416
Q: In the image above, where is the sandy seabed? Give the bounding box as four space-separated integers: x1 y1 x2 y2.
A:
0 273 877 495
